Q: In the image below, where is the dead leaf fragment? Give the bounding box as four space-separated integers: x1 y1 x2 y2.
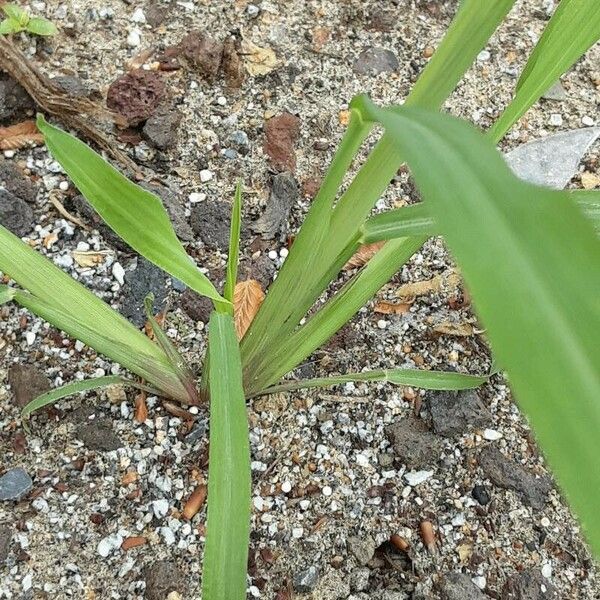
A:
72 251 108 267
0 120 44 150
581 171 600 189
433 321 474 337
121 471 138 486
234 279 265 339
396 270 461 299
457 542 473 564
134 392 149 423
241 38 278 76
374 301 411 315
312 26 331 51
344 241 385 270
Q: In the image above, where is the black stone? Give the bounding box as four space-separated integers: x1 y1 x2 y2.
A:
190 199 231 251
471 484 491 506
0 190 34 237
250 172 298 240
427 389 492 437
386 417 442 469
76 419 123 451
353 47 399 75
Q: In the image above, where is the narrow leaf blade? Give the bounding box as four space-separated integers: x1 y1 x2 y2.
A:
204 313 250 600
224 181 242 303
36 115 225 305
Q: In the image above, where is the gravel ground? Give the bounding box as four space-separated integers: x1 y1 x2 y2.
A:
1 0 599 598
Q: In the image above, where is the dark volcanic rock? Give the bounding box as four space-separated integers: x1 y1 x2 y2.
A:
142 105 182 150
479 446 552 509
250 172 298 240
293 566 320 593
107 70 165 126
239 254 276 288
8 364 51 408
190 199 231 251
0 158 37 203
179 30 223 81
120 257 168 327
53 75 90 98
144 560 184 600
427 389 492 437
353 47 399 75
502 569 557 599
471 484 491 506
0 73 35 124
0 190 34 237
438 572 487 600
76 419 123 451
386 417 442 469
0 468 33 501
179 289 212 323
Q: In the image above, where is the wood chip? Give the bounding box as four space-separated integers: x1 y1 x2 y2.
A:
374 301 411 315
419 520 437 553
48 194 88 230
344 241 385 270
233 279 265 340
121 471 138 486
121 536 147 551
396 269 461 299
134 392 148 423
182 484 207 520
162 401 195 421
0 120 44 150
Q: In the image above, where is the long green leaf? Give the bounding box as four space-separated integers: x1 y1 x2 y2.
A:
203 313 250 600
21 376 161 417
361 191 600 243
224 181 242 304
359 98 600 555
490 0 600 141
36 115 226 306
253 368 488 398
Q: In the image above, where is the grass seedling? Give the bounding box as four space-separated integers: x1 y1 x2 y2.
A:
0 3 57 36
1 1 599 597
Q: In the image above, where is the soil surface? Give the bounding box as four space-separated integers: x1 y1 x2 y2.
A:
1 0 599 599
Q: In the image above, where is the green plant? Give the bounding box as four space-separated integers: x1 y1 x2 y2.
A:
0 3 57 36
1 0 599 597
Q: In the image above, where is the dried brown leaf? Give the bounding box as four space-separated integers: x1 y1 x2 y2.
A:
121 536 147 551
344 241 385 270
182 484 207 520
0 120 44 150
374 301 411 315
234 279 265 340
396 269 461 299
433 321 474 337
72 250 108 267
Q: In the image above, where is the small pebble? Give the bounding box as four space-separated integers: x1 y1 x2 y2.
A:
322 486 332 497
377 319 388 329
542 562 552 579
404 470 434 486
127 29 142 47
281 481 292 493
199 169 213 183
268 250 278 260
582 116 595 126
131 7 146 23
112 262 125 285
483 428 502 441
189 192 206 203
59 181 69 191
549 114 563 127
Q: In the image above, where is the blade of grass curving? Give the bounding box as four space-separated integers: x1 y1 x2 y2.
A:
203 313 250 600
361 192 600 243
0 285 15 304
36 115 226 307
224 181 243 305
0 224 157 355
361 204 435 243
490 0 600 142
252 368 488 398
21 376 161 417
12 288 192 403
359 99 600 555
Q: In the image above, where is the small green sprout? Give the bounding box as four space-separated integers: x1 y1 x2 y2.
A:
0 3 57 36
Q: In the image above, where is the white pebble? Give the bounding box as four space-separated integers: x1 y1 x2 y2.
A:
22 573 32 592
281 481 292 493
540 516 550 527
549 113 563 127
404 470 434 486
472 576 486 590
451 513 466 527
59 181 69 191
25 331 36 346
160 526 176 545
217 96 227 106
199 169 214 183
152 499 170 519
477 50 491 61
189 192 206 203
582 116 595 127
55 254 74 269
292 527 303 539
377 319 388 329
483 428 502 441
279 247 289 258
131 7 146 23
97 533 124 557
112 262 125 285
3 150 16 158
541 562 552 579
355 453 370 468
268 250 278 260
322 485 332 497
127 29 141 47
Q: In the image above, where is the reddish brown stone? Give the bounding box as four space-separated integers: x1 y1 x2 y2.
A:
301 175 322 199
106 70 165 126
222 37 245 89
263 113 301 172
179 30 223 81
